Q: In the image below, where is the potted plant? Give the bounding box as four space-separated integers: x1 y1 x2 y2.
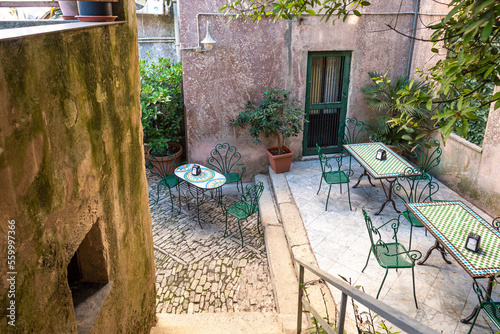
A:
230 88 305 173
140 53 184 171
361 71 436 154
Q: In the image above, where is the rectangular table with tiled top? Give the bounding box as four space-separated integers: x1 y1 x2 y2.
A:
405 200 500 323
343 142 420 215
175 163 226 228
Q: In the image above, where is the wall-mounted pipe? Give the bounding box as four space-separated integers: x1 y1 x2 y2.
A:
407 0 421 78
180 12 226 51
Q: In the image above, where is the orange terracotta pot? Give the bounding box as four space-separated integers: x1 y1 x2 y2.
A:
148 142 183 175
266 145 294 174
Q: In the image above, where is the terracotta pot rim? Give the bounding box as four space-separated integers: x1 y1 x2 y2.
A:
265 145 294 158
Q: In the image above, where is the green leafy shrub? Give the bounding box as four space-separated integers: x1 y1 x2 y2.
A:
140 53 184 155
361 71 435 152
229 88 305 155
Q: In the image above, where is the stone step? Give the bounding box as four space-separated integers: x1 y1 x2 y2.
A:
150 312 288 334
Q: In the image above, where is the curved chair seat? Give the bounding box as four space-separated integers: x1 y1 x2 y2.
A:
374 243 414 268
224 172 242 185
159 174 182 189
401 210 424 228
323 170 350 184
226 200 251 219
468 282 500 333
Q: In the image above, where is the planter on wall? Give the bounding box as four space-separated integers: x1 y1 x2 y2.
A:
148 142 183 176
266 145 294 174
76 1 117 21
59 1 79 20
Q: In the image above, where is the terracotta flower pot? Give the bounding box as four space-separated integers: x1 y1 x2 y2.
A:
59 1 79 20
266 145 294 174
148 142 183 176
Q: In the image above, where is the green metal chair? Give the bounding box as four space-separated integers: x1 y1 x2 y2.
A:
147 153 183 212
208 143 246 192
341 117 376 187
467 281 500 334
393 168 439 249
408 137 442 178
492 217 500 231
342 117 369 145
222 182 264 248
361 207 422 308
316 144 353 211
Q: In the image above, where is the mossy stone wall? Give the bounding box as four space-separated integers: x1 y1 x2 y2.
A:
0 8 156 334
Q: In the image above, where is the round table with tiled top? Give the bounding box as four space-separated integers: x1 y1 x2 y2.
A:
174 164 226 228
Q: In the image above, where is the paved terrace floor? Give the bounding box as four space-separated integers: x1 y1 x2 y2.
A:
147 174 276 315
286 158 498 334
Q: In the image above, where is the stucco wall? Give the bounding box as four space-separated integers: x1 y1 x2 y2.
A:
137 13 178 61
0 2 156 332
433 93 500 217
179 0 445 179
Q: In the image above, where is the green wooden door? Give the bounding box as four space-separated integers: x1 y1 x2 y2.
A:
303 52 351 155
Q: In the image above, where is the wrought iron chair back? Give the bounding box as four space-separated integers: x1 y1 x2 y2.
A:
207 143 246 191
393 168 439 249
409 137 442 175
393 168 439 204
342 117 369 145
492 217 500 231
316 144 353 211
147 153 184 211
362 207 400 258
467 281 500 333
223 181 264 247
361 207 422 308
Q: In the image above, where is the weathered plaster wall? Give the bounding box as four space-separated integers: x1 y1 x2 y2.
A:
0 2 156 332
433 93 500 217
137 13 178 61
179 0 444 178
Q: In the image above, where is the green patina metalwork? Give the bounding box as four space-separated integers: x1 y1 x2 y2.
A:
467 281 500 334
316 144 353 211
207 143 246 193
222 182 264 248
393 169 439 249
361 208 422 309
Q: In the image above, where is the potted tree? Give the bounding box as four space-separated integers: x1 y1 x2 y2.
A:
140 54 184 173
230 88 305 173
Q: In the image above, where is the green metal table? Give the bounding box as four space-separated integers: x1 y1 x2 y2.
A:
343 142 420 215
406 201 500 323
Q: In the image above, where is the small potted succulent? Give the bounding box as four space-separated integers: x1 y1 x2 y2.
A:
230 88 305 173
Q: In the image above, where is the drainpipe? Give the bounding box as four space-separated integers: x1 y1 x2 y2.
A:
172 0 181 61
406 0 421 78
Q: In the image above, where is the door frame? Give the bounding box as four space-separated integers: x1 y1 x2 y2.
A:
302 51 351 155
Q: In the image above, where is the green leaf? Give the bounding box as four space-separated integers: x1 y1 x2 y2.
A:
431 48 439 53
306 9 316 15
353 10 361 16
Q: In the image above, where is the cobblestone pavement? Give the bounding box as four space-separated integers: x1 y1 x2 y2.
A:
147 174 276 314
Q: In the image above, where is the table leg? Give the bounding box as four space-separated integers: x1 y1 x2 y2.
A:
195 187 203 228
375 178 400 215
352 168 376 188
418 239 451 265
461 278 494 323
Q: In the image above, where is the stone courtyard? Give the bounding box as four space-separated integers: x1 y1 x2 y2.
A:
147 174 276 315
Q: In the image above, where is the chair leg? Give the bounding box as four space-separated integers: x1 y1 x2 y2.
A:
237 219 244 248
325 184 332 211
224 213 229 237
411 266 418 309
347 183 352 211
156 184 161 204
317 177 323 195
409 225 414 250
377 269 389 299
339 182 343 194
467 306 481 334
168 187 174 212
362 248 372 272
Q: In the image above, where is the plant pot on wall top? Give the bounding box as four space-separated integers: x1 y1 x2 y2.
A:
76 1 117 21
266 145 294 174
59 1 79 20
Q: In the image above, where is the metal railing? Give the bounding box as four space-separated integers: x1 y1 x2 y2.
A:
295 258 440 334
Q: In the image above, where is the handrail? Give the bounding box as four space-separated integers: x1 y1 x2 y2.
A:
294 258 439 334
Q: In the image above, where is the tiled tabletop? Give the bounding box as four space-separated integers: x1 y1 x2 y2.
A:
343 142 420 179
175 164 226 189
406 201 500 278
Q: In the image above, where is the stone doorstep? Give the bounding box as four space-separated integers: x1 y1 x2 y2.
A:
267 168 357 334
